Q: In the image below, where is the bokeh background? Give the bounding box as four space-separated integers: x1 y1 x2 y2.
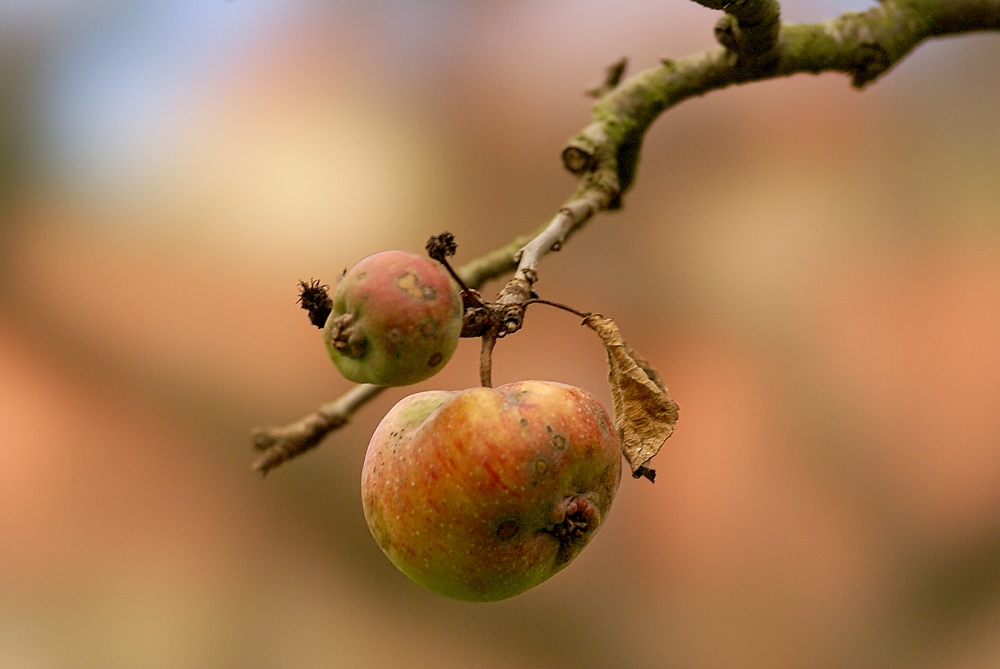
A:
1 1 999 667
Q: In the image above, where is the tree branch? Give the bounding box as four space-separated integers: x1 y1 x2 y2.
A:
563 0 1000 195
252 0 998 475
251 384 382 474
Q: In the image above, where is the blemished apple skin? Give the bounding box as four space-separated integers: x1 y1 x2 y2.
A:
324 250 463 386
361 380 622 602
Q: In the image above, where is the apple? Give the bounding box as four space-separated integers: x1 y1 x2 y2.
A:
324 250 463 386
361 380 622 601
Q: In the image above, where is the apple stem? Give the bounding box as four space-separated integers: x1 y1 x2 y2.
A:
479 330 497 387
524 298 592 321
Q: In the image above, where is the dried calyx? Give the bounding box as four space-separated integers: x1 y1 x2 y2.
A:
544 495 600 563
325 313 366 359
297 280 366 359
297 279 332 328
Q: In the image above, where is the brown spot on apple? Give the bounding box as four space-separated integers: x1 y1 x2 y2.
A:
496 520 519 540
396 271 437 301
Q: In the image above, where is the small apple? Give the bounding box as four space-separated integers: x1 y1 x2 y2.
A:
324 250 463 386
362 380 622 601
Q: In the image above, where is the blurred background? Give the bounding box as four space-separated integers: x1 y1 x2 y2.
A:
1 0 999 667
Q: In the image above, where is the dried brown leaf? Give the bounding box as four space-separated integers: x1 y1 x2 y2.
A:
584 315 679 481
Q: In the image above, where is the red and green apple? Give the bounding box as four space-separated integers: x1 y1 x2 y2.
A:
362 380 621 601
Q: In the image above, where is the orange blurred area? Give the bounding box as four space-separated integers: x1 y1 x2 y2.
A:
1 2 1000 667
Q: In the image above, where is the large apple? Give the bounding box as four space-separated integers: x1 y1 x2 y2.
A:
362 380 622 601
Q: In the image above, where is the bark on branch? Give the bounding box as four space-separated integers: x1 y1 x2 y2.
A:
563 0 1000 196
252 0 999 475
